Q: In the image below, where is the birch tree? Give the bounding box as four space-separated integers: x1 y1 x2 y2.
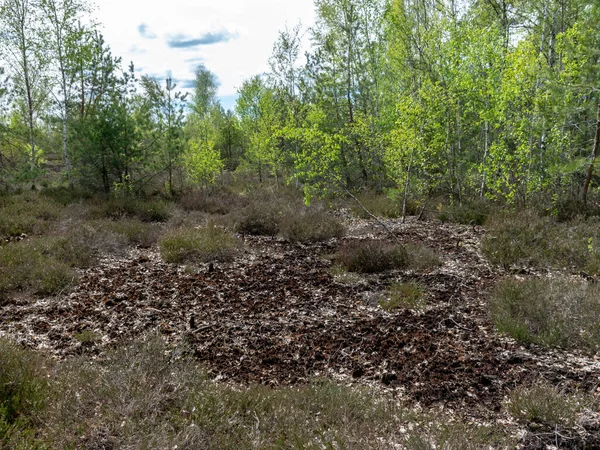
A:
40 0 90 188
0 0 50 182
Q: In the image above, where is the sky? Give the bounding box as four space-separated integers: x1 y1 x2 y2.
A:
94 0 316 111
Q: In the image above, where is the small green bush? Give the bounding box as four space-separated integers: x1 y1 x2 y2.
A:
379 281 425 311
489 277 600 352
232 202 282 236
280 210 345 243
335 240 408 273
159 225 241 263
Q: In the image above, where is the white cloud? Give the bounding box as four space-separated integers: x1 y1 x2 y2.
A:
94 0 315 106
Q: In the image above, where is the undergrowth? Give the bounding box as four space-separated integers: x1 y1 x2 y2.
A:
483 210 600 273
489 277 600 352
159 224 241 263
280 209 345 243
0 335 519 449
335 240 408 273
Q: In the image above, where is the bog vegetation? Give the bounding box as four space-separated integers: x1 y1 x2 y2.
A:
2 0 600 447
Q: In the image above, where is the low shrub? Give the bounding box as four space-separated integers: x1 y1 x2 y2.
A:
406 244 442 271
40 187 92 206
0 338 48 449
280 209 345 243
379 281 425 311
232 201 282 236
89 197 172 222
351 191 403 219
483 211 600 272
437 198 491 225
489 277 600 352
335 240 408 273
95 219 163 248
159 224 241 263
0 194 63 237
179 189 246 215
0 241 76 295
1 335 517 448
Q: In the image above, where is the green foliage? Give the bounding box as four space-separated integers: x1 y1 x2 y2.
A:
335 240 408 274
183 138 223 186
159 224 241 264
489 277 600 352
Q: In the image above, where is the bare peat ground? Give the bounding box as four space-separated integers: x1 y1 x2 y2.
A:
2 216 600 433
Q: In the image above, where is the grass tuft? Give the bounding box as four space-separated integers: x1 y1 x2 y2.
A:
380 281 425 311
507 382 585 429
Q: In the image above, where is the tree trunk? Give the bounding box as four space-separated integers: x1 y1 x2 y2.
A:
582 93 600 205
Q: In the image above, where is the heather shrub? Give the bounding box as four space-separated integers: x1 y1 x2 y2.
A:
489 277 600 352
335 240 408 273
280 209 345 243
89 197 172 222
159 224 241 263
232 201 282 236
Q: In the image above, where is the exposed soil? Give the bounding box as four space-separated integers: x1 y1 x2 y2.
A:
2 216 600 425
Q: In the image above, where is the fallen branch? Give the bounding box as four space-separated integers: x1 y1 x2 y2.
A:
344 189 400 242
